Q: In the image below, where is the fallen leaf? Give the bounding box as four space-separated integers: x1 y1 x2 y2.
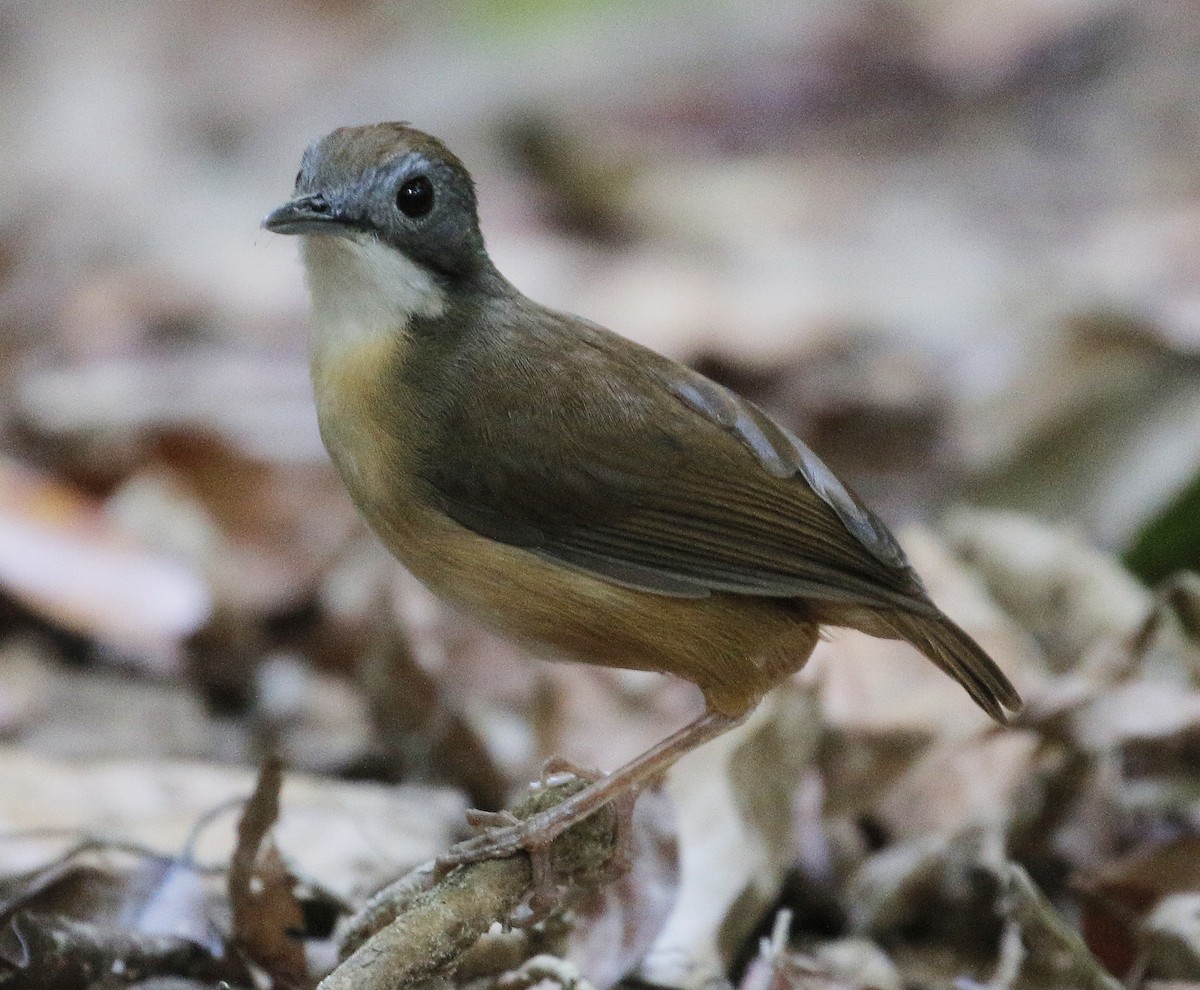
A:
0 747 467 904
944 508 1151 673
0 910 218 990
998 862 1123 990
121 857 222 955
0 456 211 654
108 430 358 617
228 758 308 987
569 786 679 989
1140 894 1200 981
871 730 1041 843
1077 836 1200 977
1068 682 1200 751
637 685 821 990
16 351 325 466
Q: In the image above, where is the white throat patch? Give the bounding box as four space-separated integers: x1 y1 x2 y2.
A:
300 235 446 357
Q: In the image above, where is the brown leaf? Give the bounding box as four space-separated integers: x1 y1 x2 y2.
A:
943 508 1153 672
0 910 215 990
1077 835 1200 978
568 786 679 989
636 686 822 989
0 858 126 929
741 915 898 990
0 455 211 652
16 351 325 466
228 758 308 988
110 430 358 617
999 863 1123 990
871 730 1041 843
0 842 223 964
0 747 467 901
354 615 509 811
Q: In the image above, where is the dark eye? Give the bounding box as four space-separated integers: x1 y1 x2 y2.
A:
396 175 434 218
294 169 303 188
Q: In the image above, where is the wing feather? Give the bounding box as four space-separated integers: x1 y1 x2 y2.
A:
416 309 931 613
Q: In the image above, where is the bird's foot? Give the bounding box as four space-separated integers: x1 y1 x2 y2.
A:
437 800 571 927
538 758 637 878
534 761 636 885
463 807 521 831
436 763 633 927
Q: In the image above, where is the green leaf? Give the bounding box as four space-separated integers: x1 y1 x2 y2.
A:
1125 469 1200 584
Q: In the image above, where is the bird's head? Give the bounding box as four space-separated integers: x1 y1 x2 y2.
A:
265 122 491 276
265 122 497 333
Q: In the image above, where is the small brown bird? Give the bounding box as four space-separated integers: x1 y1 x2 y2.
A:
264 123 1020 882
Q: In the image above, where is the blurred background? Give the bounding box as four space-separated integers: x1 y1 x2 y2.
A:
2 1 1200 988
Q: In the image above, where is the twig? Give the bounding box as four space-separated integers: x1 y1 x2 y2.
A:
320 776 624 990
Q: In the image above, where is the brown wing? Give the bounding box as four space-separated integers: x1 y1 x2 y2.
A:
414 310 936 615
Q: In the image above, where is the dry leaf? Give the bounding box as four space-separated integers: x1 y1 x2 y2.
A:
228 758 308 986
1068 683 1200 751
567 787 679 989
1077 836 1200 977
871 730 1041 842
998 862 1123 990
0 455 210 654
637 685 821 990
0 910 216 990
944 508 1153 671
16 351 325 466
0 746 466 902
108 431 358 617
846 827 1003 945
1141 894 1200 981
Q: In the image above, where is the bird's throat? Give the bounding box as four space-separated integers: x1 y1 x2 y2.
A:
300 234 446 367
299 234 439 523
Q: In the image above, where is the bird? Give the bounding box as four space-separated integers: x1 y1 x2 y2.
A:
263 121 1021 890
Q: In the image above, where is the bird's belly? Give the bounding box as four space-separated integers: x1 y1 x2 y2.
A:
363 493 817 716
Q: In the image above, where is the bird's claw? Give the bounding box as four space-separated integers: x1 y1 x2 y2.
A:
435 756 636 927
464 807 520 831
436 810 561 926
538 758 634 885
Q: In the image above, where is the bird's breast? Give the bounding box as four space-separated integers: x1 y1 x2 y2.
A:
312 336 409 506
308 323 489 598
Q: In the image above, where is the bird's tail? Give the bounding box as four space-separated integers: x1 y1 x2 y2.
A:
882 609 1023 723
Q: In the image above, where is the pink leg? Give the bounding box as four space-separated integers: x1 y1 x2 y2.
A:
437 709 743 874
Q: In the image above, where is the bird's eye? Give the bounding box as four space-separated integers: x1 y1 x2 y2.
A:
396 175 434 218
294 170 303 188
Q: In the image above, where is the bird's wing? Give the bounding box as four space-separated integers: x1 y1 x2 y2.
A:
416 320 934 614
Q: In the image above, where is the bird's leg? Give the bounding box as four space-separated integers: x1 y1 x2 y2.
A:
534 755 638 886
436 709 743 914
460 754 633 912
458 753 600 840
460 758 598 833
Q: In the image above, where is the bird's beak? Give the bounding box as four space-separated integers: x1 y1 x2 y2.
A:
262 193 355 236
